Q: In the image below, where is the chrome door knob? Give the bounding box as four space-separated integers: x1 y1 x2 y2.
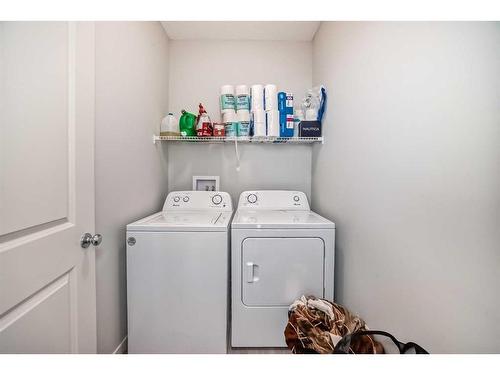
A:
80 233 103 248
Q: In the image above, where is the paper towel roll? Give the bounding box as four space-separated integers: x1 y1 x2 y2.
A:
220 85 235 114
221 85 234 95
236 84 249 96
223 110 237 137
266 109 280 137
252 110 266 137
264 84 278 111
237 110 250 122
237 110 251 137
222 109 236 123
251 84 264 111
236 84 250 111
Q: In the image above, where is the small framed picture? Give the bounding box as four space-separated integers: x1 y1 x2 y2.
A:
192 176 220 192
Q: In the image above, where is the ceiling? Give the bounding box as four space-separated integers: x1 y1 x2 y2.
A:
161 21 321 41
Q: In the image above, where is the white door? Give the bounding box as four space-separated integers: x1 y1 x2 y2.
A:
241 237 325 306
0 22 97 353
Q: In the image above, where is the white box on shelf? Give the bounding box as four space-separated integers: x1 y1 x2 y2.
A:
193 176 220 192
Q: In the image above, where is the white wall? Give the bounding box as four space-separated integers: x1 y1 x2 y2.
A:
167 40 313 202
312 22 500 353
95 21 169 353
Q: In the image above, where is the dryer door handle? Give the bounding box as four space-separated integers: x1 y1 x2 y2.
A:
245 262 259 283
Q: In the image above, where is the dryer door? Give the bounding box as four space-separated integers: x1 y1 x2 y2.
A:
241 237 324 306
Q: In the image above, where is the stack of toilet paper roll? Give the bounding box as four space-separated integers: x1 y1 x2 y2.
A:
250 84 265 137
251 84 279 137
221 84 252 137
265 84 279 137
235 85 250 137
220 85 237 136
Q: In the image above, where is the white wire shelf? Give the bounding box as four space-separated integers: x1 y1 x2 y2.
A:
153 135 324 144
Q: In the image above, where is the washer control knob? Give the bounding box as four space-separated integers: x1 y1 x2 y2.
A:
247 194 258 204
212 194 223 205
293 195 300 202
173 196 180 203
183 196 189 202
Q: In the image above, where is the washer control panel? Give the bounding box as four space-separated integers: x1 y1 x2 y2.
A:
238 190 309 210
163 191 232 211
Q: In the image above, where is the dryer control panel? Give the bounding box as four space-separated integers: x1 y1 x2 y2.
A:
238 190 310 210
163 191 232 211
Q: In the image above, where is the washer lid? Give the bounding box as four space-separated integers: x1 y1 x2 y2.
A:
231 210 335 229
127 211 232 232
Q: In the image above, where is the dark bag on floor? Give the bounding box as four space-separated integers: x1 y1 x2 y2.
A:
333 330 429 354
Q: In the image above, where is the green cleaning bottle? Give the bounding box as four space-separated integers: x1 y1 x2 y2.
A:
179 109 197 137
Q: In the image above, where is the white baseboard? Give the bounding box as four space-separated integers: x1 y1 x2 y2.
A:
112 336 128 354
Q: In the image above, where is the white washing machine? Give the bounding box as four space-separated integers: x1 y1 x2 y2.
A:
231 190 335 348
126 191 233 353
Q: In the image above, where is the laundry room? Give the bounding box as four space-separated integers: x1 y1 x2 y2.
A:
1 2 500 372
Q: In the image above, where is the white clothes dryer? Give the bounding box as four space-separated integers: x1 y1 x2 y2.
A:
231 190 335 348
126 191 232 353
